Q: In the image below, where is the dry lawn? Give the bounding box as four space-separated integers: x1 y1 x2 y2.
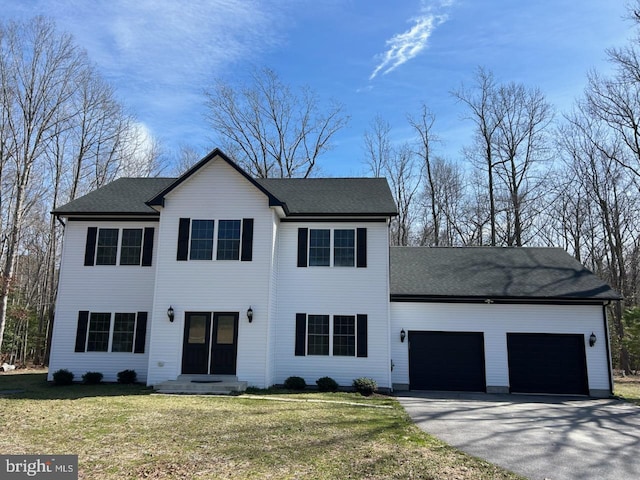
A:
614 374 640 406
0 370 523 480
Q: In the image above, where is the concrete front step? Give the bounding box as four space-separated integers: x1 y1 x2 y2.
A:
154 375 247 395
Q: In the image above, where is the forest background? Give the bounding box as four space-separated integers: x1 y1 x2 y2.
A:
1 6 639 373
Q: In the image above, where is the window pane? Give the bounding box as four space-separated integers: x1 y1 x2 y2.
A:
307 314 329 355
216 220 241 260
216 315 235 344
188 315 207 344
120 229 143 265
190 220 214 260
87 313 111 352
309 229 330 266
334 230 355 267
333 315 355 356
96 229 118 265
112 313 136 352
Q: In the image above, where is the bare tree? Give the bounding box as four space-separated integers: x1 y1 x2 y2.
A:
492 82 553 246
0 17 159 358
557 104 640 372
584 1 640 185
363 115 392 178
362 117 422 245
452 68 503 245
408 105 443 246
385 144 422 246
0 17 86 353
204 67 349 178
173 144 204 176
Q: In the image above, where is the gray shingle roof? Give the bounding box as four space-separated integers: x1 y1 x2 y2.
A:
53 155 398 217
256 177 397 216
390 247 620 301
53 178 176 215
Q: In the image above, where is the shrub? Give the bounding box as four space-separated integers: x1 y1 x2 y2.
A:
284 376 306 390
316 376 339 392
82 371 103 384
117 369 137 384
352 377 377 396
52 369 74 386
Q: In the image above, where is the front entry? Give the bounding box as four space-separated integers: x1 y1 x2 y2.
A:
182 312 238 375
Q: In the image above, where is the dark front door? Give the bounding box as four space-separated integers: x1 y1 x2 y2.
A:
210 313 238 375
182 312 211 374
409 331 486 392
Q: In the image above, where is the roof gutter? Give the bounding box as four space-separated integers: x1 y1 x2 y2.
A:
389 295 617 305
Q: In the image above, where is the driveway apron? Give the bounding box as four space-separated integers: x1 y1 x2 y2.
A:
397 392 640 480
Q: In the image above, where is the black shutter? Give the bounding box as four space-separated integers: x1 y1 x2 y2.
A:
134 312 147 353
84 227 97 266
295 313 307 356
357 228 367 268
241 218 254 261
141 228 154 266
75 311 89 352
177 218 190 261
297 228 308 267
357 314 368 357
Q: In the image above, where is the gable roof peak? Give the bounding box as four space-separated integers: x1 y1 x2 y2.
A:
146 148 282 208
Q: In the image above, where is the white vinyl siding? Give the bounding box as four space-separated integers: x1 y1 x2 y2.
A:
390 302 610 393
47 220 156 382
147 157 276 387
275 221 391 388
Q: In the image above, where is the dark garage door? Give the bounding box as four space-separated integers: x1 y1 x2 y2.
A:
409 331 486 391
507 333 588 395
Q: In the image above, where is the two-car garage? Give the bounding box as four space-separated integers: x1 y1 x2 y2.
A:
406 330 590 395
390 247 618 398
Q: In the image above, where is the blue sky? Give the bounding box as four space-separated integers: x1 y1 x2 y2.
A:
1 0 633 176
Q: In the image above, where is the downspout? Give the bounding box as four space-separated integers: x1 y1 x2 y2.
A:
603 301 614 395
386 217 393 391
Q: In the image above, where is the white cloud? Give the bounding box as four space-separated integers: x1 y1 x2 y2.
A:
2 0 294 87
370 1 453 80
82 0 289 84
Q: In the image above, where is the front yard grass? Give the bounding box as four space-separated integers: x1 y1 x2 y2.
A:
614 375 640 406
0 371 523 479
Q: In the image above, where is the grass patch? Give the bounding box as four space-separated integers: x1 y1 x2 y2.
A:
0 372 523 479
614 375 640 406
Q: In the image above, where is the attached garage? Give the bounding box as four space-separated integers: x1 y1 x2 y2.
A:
507 333 589 395
408 331 485 391
390 247 621 397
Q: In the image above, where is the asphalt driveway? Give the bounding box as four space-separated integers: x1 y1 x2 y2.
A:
397 392 640 480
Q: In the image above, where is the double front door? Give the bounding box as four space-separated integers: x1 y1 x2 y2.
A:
182 312 238 375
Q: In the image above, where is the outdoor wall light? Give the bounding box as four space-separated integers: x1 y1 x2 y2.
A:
589 332 597 347
167 306 175 322
247 306 254 323
400 329 406 343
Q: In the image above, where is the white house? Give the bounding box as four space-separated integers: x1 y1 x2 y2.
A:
48 149 620 396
